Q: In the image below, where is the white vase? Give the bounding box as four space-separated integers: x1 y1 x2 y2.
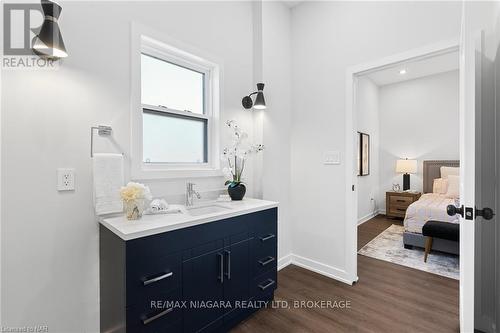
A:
124 199 145 220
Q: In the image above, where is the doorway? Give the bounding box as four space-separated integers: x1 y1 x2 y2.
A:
346 33 499 332
345 39 464 329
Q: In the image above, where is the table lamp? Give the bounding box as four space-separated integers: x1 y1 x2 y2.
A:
396 159 417 191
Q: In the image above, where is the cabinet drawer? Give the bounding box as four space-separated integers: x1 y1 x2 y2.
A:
254 254 277 277
389 195 413 206
388 207 408 216
126 289 182 333
253 232 277 256
128 319 181 333
252 270 277 300
254 218 277 238
126 253 181 306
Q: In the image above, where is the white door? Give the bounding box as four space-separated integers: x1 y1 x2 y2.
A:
458 6 498 332
458 7 477 329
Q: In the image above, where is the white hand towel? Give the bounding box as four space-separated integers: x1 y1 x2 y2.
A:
92 153 124 215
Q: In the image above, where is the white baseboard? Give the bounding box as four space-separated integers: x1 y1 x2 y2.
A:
278 253 355 285
278 254 293 270
357 210 379 225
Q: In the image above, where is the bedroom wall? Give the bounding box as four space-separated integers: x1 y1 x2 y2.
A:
378 70 460 212
356 78 380 223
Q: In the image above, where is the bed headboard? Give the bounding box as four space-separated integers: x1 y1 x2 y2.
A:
423 160 460 193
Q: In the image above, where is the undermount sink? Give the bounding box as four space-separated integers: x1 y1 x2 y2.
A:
186 204 231 216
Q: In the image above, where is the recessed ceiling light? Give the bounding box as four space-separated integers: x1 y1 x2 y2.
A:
399 69 407 75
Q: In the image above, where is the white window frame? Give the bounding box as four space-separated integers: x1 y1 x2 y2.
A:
131 22 222 179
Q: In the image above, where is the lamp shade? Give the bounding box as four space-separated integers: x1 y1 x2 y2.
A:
253 83 266 109
396 159 417 174
242 83 266 110
32 0 68 59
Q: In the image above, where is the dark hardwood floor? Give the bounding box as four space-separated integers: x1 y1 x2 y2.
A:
232 215 459 333
357 214 403 250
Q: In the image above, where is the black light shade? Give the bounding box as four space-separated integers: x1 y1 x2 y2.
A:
253 83 266 110
242 83 266 110
32 0 68 59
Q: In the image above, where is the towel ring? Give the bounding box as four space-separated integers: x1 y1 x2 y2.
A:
90 125 123 157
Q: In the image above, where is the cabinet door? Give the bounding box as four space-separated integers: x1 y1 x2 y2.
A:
183 247 225 333
223 237 251 323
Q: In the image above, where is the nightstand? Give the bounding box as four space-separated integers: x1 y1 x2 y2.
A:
386 191 421 218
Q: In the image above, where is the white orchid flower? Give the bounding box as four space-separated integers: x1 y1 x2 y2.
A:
221 120 264 184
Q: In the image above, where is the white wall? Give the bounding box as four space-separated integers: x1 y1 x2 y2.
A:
1 2 257 331
290 1 462 282
356 78 380 223
378 70 459 211
261 2 293 264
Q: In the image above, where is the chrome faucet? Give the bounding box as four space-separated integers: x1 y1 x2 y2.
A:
186 182 201 207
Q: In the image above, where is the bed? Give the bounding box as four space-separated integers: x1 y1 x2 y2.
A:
402 160 460 255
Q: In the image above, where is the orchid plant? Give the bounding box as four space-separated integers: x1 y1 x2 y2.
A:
222 120 264 188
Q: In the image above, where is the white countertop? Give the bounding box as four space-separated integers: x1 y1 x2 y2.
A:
99 198 278 241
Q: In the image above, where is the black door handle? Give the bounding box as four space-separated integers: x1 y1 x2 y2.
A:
447 205 464 217
476 207 495 220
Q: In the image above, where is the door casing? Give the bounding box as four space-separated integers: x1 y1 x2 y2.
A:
344 38 460 284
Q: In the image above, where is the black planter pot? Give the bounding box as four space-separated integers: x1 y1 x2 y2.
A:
228 183 246 201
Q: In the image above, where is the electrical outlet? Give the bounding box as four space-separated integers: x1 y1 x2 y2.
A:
57 168 75 191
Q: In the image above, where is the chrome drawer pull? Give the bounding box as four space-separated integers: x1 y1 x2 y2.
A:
260 234 275 242
142 307 173 325
224 250 231 280
143 272 173 286
258 256 275 266
258 279 275 291
218 253 224 284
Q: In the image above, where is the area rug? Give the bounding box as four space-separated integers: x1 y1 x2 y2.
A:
358 224 459 280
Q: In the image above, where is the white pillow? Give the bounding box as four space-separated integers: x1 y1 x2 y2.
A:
441 166 459 179
433 178 449 194
445 175 460 199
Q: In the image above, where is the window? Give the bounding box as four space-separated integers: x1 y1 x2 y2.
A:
131 25 220 179
141 54 208 164
141 54 204 114
142 109 207 163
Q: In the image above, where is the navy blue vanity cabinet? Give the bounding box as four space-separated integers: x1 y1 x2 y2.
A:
99 207 277 333
182 239 226 332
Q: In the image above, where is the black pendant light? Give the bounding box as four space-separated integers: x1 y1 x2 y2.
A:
242 83 266 110
32 0 68 59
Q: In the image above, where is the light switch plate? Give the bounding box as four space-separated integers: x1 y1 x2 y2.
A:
57 168 75 191
324 151 341 165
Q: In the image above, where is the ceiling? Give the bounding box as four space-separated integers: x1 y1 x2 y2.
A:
365 51 459 86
